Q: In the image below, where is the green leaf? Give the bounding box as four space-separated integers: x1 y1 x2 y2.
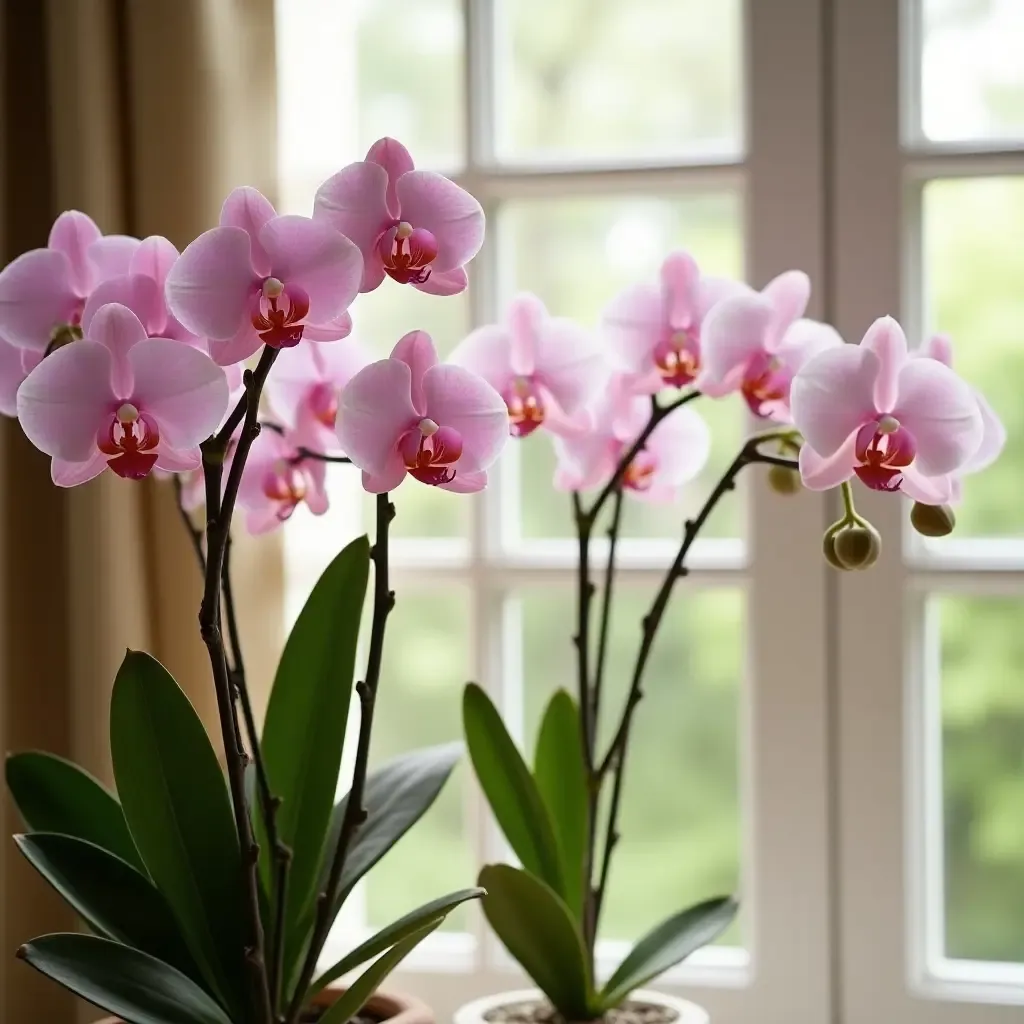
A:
463 684 563 894
18 933 233 1024
110 650 245 1017
332 742 463 898
533 690 588 921
315 920 442 1024
311 887 484 996
601 896 738 1007
15 833 202 987
478 864 593 1020
261 536 370 945
6 751 143 872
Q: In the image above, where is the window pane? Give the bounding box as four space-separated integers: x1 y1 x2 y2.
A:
496 0 742 162
355 288 471 539
921 177 1022 538
932 593 1024 962
365 587 472 932
520 585 744 945
920 0 1024 143
501 194 746 541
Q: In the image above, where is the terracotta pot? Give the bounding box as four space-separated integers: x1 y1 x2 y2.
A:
454 988 708 1024
96 984 434 1024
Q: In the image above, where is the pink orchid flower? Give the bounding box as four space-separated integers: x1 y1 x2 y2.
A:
265 336 372 455
601 250 743 394
916 334 1006 502
16 302 228 486
313 138 484 297
790 316 984 504
552 376 710 502
237 426 328 533
0 336 42 417
165 187 363 366
337 330 508 493
697 270 842 420
0 210 138 353
448 293 607 438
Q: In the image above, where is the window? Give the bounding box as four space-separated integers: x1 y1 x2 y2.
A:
276 1 1022 1022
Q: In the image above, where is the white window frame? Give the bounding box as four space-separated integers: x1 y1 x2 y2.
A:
832 1 1024 1022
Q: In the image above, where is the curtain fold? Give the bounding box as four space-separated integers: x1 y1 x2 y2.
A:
1 2 282 1020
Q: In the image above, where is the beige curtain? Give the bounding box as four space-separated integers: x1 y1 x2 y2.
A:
0 2 283 1020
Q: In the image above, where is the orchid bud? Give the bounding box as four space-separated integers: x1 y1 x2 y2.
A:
767 464 801 495
833 522 882 571
910 501 956 538
822 531 846 570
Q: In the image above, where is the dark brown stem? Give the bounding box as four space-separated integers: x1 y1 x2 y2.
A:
199 345 279 1024
283 493 396 1024
289 450 351 466
173 475 206 574
590 433 798 931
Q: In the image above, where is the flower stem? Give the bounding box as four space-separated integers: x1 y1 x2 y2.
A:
283 493 396 1024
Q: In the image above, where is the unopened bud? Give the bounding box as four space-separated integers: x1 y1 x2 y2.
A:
910 501 956 538
822 530 846 571
767 463 801 495
833 522 881 571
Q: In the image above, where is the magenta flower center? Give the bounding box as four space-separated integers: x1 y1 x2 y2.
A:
378 221 438 286
261 459 310 522
97 402 160 480
654 329 700 388
399 418 463 486
251 279 310 349
854 416 917 492
308 383 339 429
741 351 790 418
503 377 545 438
622 447 657 492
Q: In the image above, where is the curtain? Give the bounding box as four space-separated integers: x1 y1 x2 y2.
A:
0 2 283 1020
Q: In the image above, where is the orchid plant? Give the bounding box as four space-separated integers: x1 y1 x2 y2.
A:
453 261 1004 1019
0 140 501 1024
0 130 1004 1024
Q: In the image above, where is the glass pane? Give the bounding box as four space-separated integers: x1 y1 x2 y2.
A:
276 0 463 218
933 593 1024 962
497 0 742 162
365 587 472 932
354 288 471 539
502 194 746 540
920 0 1024 143
520 585 744 945
921 177 1022 538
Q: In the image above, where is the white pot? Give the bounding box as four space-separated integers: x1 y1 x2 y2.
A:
454 988 709 1024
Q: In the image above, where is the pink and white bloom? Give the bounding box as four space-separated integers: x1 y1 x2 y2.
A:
916 334 1006 502
552 376 710 501
16 303 228 486
237 427 328 533
166 187 362 366
697 270 841 420
790 316 984 504
265 337 372 455
313 138 484 297
0 211 137 353
337 330 508 493
449 293 607 438
601 250 742 394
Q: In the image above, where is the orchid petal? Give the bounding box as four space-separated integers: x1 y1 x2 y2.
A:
395 171 485 273
337 359 418 476
774 318 843 370
894 357 982 476
920 333 953 366
366 137 415 217
506 293 545 376
52 452 109 487
695 275 746 320
362 453 409 493
533 318 607 417
17 339 114 462
901 466 955 505
88 303 149 395
0 336 32 415
391 330 439 415
761 270 810 346
660 251 700 329
798 436 857 490
963 391 1005 474
154 447 203 473
448 326 515 394
602 283 663 373
48 211 102 295
0 249 78 351
698 292 773 385
439 469 488 493
646 405 711 487
303 310 354 342
422 363 508 473
129 236 180 291
266 337 371 427
128 338 229 449
790 344 879 458
220 187 276 277
88 236 141 284
861 316 908 414
210 322 261 366
260 215 362 325
83 274 165 337
413 266 469 296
